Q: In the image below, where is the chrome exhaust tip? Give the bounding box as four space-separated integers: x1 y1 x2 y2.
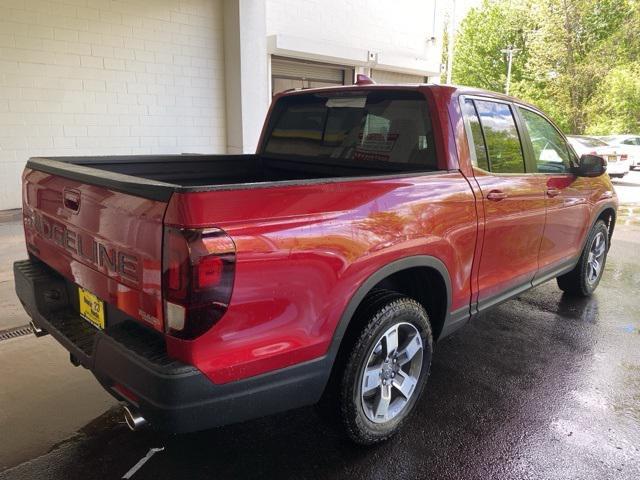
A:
123 405 147 431
30 321 48 338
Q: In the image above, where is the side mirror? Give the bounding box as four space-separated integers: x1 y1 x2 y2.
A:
574 154 606 177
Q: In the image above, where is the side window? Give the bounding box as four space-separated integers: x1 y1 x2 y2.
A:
474 100 526 173
461 98 490 171
519 108 570 173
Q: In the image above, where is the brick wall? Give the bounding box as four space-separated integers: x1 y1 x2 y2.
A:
0 0 226 210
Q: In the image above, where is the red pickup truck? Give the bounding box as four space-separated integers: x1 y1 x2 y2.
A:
15 81 617 444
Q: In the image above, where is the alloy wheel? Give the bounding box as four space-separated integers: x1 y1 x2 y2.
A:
360 322 423 423
587 231 606 285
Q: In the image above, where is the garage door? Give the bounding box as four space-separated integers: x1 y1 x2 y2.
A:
272 57 350 95
371 70 427 84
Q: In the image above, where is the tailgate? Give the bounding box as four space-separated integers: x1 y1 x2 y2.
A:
22 167 167 332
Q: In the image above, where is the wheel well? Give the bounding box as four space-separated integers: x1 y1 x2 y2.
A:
371 267 447 340
341 266 448 348
597 208 616 244
322 266 448 402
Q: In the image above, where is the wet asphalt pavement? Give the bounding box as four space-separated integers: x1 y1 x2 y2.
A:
0 221 639 479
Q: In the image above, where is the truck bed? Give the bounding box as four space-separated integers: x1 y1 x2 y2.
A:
27 154 424 201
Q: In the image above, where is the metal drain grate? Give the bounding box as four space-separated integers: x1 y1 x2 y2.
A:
0 324 34 341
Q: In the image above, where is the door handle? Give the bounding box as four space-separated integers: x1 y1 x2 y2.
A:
486 190 508 201
546 188 561 197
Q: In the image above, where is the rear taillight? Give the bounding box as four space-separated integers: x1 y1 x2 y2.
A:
162 226 236 339
621 154 628 161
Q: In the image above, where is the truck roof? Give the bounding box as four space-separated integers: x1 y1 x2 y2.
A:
276 82 539 111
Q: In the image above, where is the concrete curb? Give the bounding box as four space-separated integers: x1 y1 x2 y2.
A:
0 209 21 224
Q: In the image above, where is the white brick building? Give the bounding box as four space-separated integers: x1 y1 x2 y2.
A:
0 0 446 210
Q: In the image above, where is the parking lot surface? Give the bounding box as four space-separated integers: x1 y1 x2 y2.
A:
0 205 639 479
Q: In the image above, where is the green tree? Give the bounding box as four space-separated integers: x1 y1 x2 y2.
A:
515 0 629 133
586 63 640 134
452 0 534 93
452 0 637 134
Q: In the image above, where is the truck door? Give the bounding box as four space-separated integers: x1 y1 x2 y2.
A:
461 97 547 311
515 106 592 283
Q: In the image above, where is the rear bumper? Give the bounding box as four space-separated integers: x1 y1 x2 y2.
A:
14 258 328 433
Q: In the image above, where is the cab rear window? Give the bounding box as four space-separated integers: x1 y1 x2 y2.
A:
263 91 437 169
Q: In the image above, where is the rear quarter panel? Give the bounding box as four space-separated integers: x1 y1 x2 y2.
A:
164 173 477 383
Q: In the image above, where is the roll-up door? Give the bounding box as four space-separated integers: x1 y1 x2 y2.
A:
272 57 350 95
371 70 427 84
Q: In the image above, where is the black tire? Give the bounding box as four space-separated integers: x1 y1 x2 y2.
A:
338 292 433 445
557 220 609 296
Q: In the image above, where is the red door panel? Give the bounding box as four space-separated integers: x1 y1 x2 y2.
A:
536 174 591 277
474 170 547 304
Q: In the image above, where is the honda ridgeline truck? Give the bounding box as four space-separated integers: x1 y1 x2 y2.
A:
15 79 617 444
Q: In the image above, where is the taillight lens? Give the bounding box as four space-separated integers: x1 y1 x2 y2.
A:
162 226 236 339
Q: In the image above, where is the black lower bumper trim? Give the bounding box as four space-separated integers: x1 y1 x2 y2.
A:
14 258 330 433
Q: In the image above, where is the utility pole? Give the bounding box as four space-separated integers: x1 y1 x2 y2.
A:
501 44 520 95
445 0 456 84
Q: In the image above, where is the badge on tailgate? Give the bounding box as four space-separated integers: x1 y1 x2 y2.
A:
79 288 105 330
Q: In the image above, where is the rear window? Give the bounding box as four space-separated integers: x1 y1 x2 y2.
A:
263 91 437 169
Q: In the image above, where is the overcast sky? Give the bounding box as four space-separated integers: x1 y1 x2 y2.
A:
453 0 484 26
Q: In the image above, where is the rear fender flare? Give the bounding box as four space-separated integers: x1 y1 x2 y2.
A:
326 255 452 364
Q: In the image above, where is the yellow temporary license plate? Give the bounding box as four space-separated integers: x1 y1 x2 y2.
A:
79 288 105 330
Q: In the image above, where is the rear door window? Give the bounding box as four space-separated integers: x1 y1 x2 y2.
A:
474 100 526 173
264 91 437 169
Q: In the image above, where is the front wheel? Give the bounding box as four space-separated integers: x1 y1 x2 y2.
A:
339 293 433 444
557 220 609 296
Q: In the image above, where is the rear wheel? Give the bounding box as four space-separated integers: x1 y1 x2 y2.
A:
557 220 609 296
338 292 432 444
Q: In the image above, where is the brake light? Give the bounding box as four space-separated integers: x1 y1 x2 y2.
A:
162 226 236 339
621 154 628 161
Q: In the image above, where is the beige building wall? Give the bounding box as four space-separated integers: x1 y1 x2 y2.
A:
0 0 227 210
266 0 444 76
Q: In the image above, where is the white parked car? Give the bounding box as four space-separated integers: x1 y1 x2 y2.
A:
600 134 640 170
567 135 630 178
